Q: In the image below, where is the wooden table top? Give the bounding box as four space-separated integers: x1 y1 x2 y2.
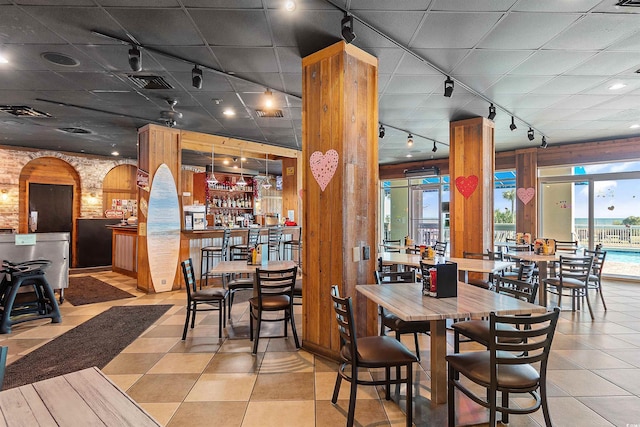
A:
0 367 160 426
209 260 296 275
379 252 514 274
509 251 560 262
356 282 546 322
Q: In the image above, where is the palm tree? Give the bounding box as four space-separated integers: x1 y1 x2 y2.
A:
503 190 515 221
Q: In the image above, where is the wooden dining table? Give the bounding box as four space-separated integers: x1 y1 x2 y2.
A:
356 282 546 405
0 367 160 426
508 251 560 306
379 252 514 282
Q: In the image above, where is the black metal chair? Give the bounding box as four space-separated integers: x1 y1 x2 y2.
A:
382 239 402 253
249 266 299 354
267 227 284 260
447 308 560 427
181 258 228 340
463 251 497 290
434 240 448 257
375 270 429 360
200 229 231 288
451 276 539 353
584 249 607 310
230 227 260 261
544 255 595 319
330 285 417 427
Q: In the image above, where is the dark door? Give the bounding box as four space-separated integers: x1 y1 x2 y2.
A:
29 183 73 258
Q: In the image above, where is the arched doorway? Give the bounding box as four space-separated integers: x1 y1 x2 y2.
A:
19 157 81 265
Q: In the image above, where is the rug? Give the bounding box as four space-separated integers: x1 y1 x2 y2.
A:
3 305 172 389
65 276 136 306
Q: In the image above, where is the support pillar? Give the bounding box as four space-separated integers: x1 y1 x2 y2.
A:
449 117 495 258
515 148 538 237
301 41 379 359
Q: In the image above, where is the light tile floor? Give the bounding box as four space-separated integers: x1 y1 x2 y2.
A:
2 271 640 426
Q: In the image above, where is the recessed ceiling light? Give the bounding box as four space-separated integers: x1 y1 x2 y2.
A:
233 165 238 169
223 109 235 116
223 159 230 165
630 124 640 129
284 0 296 12
406 153 412 158
111 151 119 156
0 54 8 64
609 83 626 90
240 157 246 161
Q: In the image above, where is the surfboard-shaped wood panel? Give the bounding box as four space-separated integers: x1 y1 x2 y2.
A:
146 164 181 292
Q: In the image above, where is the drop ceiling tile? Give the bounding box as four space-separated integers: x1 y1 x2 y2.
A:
418 93 475 109
350 0 430 10
212 48 279 73
595 95 640 110
509 50 597 76
431 0 516 12
183 0 262 7
453 50 532 75
533 76 608 94
269 9 342 48
0 6 67 44
549 94 614 109
584 78 640 95
607 32 640 51
379 94 428 109
512 0 603 12
0 70 76 90
567 52 640 76
563 109 624 121
510 94 570 109
145 47 222 71
190 9 271 47
356 11 425 47
384 75 442 95
412 48 470 73
479 13 581 49
379 107 419 121
365 48 406 74
410 12 502 49
275 47 303 73
544 14 640 50
395 52 441 75
484 75 555 96
453 74 502 93
79 44 165 72
281 73 302 96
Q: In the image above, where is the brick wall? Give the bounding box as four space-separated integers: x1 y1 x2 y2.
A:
0 146 136 230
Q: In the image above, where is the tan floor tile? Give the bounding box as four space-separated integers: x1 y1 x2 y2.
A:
142 324 185 338
554 349 636 369
593 368 640 395
548 370 631 396
185 373 257 401
242 400 315 427
316 399 389 427
579 396 640 427
3 338 47 356
122 337 181 353
219 338 268 353
139 402 180 426
259 350 313 373
204 352 263 373
313 355 339 372
315 371 379 401
147 352 213 374
106 373 142 391
102 352 165 375
167 401 247 427
127 373 200 403
9 324 76 339
605 349 640 368
169 336 222 353
265 336 302 352
524 396 615 426
251 372 314 400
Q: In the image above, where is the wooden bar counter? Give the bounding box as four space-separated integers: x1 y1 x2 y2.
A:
107 224 138 278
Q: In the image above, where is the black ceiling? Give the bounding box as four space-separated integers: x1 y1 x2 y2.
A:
1 0 639 169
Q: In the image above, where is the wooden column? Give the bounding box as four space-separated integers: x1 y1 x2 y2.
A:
515 148 538 237
302 41 379 359
281 157 299 222
449 117 495 257
137 124 182 293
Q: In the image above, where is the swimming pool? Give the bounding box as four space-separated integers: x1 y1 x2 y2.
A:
605 250 640 264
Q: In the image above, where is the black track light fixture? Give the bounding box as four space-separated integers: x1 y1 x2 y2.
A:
341 14 356 44
432 141 437 153
192 65 203 89
527 127 535 141
378 124 385 139
488 103 496 120
128 45 142 72
540 136 548 148
444 76 454 97
510 116 517 131
407 133 413 147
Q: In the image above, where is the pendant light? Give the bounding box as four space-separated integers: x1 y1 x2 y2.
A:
262 153 272 189
206 145 218 187
236 149 246 187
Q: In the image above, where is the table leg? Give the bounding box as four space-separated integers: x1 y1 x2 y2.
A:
538 260 548 307
430 319 447 404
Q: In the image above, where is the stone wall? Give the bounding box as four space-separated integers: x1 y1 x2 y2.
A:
0 146 136 230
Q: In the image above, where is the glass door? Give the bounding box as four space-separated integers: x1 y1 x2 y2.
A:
409 184 441 246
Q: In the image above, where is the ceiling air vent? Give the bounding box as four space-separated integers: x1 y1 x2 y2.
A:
126 74 173 90
616 0 640 6
0 105 51 118
404 166 440 178
58 127 92 134
41 52 79 67
256 109 284 118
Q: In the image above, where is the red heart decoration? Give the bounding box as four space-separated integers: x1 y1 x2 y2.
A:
455 175 478 199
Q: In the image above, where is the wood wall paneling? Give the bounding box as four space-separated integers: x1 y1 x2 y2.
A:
515 149 538 237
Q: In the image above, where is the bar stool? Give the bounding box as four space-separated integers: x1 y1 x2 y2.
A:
267 226 283 260
230 228 260 261
200 229 231 288
283 228 302 267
